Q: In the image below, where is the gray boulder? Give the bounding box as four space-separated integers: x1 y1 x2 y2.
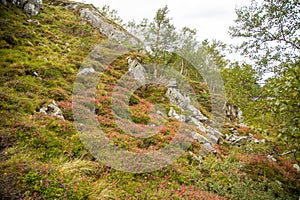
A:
203 142 216 153
168 107 185 122
7 0 42 17
78 67 95 76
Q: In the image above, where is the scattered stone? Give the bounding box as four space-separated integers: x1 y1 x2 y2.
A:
253 138 260 144
78 67 95 76
33 71 38 77
156 110 163 116
166 86 208 122
126 57 221 159
293 164 300 172
230 136 249 146
187 104 208 122
275 180 282 186
40 100 64 119
27 19 40 26
206 133 219 144
207 127 224 138
65 3 79 10
203 143 216 154
38 43 46 46
267 155 277 162
188 151 202 163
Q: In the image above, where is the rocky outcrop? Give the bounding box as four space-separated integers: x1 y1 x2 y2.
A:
127 57 224 155
166 82 208 122
40 100 64 119
224 127 266 146
165 79 224 145
168 107 186 122
73 6 141 47
127 57 146 84
3 0 42 17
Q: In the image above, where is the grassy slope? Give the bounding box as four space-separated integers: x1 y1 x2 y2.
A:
0 1 299 199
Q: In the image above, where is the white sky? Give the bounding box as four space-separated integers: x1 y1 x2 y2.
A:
75 0 250 44
74 0 252 62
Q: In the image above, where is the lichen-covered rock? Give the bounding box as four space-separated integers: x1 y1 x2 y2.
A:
5 0 42 17
189 117 206 133
166 80 208 122
78 67 95 76
40 100 64 119
191 132 210 144
79 7 141 47
168 107 185 122
127 57 146 84
166 87 190 110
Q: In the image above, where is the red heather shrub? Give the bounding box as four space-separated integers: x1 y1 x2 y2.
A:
172 185 228 200
57 101 73 121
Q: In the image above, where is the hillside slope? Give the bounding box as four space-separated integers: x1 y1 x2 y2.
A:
0 0 299 199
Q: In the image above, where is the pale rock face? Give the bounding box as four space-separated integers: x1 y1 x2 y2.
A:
127 58 146 84
166 87 190 110
189 117 207 133
186 104 208 122
167 79 177 87
191 132 210 144
165 80 208 123
79 8 141 47
207 127 224 139
203 143 216 153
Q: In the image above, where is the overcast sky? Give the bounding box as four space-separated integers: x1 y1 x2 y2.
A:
75 0 250 45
